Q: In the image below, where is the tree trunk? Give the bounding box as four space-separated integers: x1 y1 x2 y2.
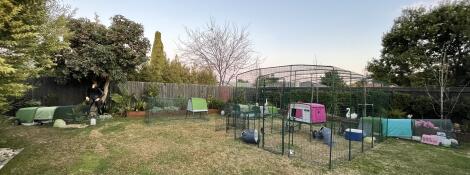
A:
101 78 111 103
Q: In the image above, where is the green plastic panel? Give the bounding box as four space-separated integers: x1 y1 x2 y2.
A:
190 98 208 111
34 106 58 120
15 107 38 123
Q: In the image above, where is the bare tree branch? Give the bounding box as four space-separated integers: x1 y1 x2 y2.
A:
448 82 469 116
178 19 258 86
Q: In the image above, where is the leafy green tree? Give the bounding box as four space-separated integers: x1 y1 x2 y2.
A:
141 31 168 82
320 70 346 87
56 15 150 102
368 1 470 86
0 0 70 113
163 55 217 85
164 55 188 83
191 67 217 85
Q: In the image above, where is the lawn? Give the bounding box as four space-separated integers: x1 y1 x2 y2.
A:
0 115 469 175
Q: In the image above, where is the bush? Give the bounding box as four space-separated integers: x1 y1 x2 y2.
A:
145 83 159 97
110 93 132 114
411 96 434 118
208 97 225 110
388 108 406 118
133 98 146 111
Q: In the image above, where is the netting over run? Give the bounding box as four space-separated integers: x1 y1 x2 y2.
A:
227 64 392 168
236 64 364 87
234 64 370 116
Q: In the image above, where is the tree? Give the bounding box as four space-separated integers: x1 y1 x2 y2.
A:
161 54 217 85
0 0 70 113
164 55 188 83
320 71 346 88
367 1 470 119
56 15 150 103
191 67 217 85
141 31 168 82
179 19 258 86
367 1 470 87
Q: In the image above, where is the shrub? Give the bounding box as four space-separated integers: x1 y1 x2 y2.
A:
145 83 160 97
110 93 132 114
133 97 146 111
388 108 406 118
207 97 225 110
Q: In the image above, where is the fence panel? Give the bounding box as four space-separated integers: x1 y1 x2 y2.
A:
122 81 233 101
25 79 234 108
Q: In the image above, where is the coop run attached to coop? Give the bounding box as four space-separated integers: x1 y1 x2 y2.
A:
223 64 392 169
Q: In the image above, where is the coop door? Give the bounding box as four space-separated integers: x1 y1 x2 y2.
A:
294 108 303 119
312 108 326 123
303 109 311 123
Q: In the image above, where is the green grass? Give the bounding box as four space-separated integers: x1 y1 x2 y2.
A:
100 122 128 134
0 116 469 175
70 152 109 174
332 139 470 175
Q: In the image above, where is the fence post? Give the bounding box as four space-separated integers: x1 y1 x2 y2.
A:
348 121 352 161
262 110 265 148
385 115 389 139
234 112 237 140
226 110 229 133
281 115 285 155
329 121 334 170
361 117 364 153
371 117 374 148
287 120 292 157
379 115 382 142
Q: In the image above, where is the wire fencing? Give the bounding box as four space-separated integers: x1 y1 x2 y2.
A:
221 104 388 169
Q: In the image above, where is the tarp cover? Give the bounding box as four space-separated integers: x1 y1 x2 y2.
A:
358 117 382 136
413 119 454 138
382 119 412 138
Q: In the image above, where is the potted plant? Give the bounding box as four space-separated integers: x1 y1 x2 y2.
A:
111 87 146 117
126 98 146 118
111 93 132 116
207 96 225 114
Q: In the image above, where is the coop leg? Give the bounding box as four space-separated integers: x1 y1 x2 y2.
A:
309 123 313 142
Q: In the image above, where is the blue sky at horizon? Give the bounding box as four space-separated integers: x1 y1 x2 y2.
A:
63 0 439 74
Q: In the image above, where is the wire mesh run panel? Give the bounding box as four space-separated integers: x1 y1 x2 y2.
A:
227 64 393 169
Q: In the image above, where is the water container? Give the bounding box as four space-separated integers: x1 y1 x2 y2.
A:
344 128 364 141
90 118 96 126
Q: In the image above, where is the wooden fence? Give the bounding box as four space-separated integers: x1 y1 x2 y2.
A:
25 78 234 106
25 77 468 106
120 81 234 101
27 78 88 106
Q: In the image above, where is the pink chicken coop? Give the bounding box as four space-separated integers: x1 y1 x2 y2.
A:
288 103 326 124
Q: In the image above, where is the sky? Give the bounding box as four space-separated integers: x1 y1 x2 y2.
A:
63 0 439 74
